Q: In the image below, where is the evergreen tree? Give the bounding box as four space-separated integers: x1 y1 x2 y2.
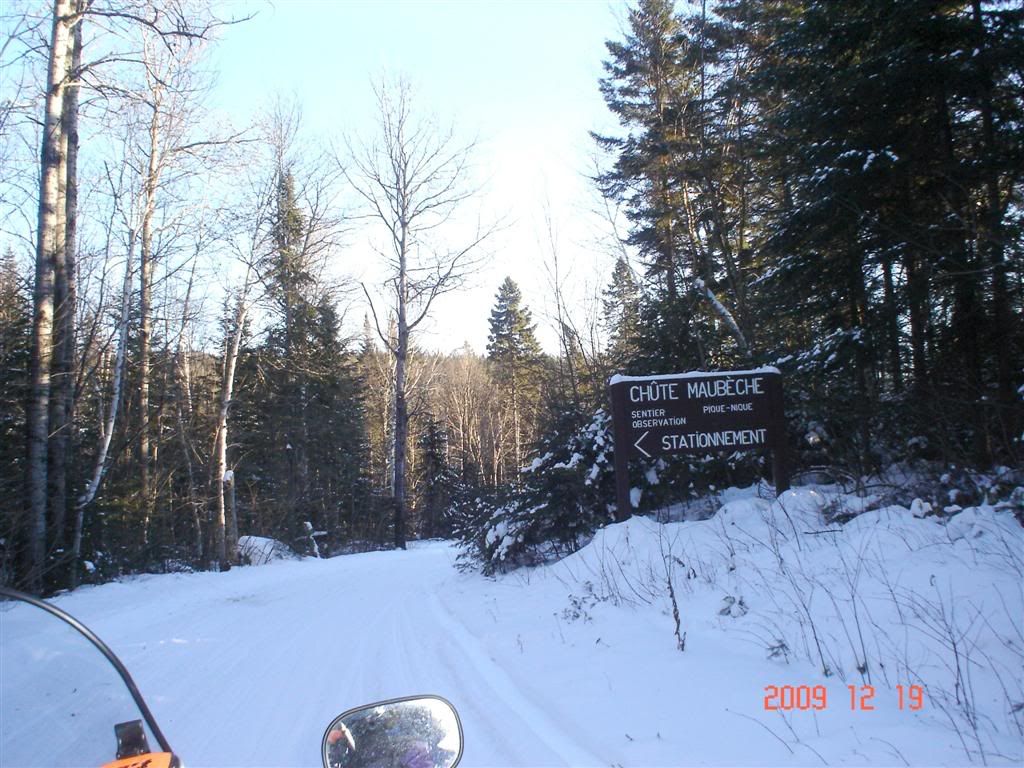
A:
602 257 642 371
596 0 758 371
302 300 370 547
259 169 317 536
486 277 543 482
416 416 457 539
631 291 708 375
0 252 31 583
460 406 616 575
594 0 690 301
234 167 369 552
735 0 1024 465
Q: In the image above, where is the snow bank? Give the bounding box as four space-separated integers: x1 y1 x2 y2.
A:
468 486 1024 766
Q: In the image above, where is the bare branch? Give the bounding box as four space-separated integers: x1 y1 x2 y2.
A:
343 74 492 548
361 281 397 356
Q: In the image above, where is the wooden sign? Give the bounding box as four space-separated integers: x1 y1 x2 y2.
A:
608 369 788 520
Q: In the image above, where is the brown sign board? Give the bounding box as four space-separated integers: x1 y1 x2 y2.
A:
608 369 788 520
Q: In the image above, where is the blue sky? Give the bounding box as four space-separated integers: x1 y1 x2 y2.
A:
211 0 629 353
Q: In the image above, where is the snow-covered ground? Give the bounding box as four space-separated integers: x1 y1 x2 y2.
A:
2 486 1022 767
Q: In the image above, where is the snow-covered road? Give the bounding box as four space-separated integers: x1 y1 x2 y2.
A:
3 543 605 767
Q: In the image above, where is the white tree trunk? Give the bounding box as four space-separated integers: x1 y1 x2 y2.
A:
694 277 750 357
213 287 248 568
26 0 73 592
72 231 134 587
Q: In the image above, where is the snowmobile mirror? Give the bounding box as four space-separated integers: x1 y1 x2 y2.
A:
322 695 463 768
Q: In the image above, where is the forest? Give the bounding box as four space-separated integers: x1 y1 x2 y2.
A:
1 0 1021 594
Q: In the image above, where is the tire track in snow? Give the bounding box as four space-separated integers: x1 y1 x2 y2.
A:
428 592 605 767
20 546 607 766
156 575 350 765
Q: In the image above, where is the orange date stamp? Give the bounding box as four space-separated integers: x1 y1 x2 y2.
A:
763 684 925 712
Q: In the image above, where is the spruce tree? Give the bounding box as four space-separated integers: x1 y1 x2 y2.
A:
236 167 368 551
302 300 369 547
736 0 1024 464
596 0 757 371
486 277 542 482
416 416 457 539
264 169 315 536
602 257 642 371
0 251 31 583
594 0 689 301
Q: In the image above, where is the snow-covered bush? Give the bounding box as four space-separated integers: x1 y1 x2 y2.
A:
458 403 782 573
238 535 298 565
458 409 617 573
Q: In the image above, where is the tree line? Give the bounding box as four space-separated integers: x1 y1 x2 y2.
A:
0 1 544 592
460 0 1024 571
1 0 1021 591
592 0 1021 460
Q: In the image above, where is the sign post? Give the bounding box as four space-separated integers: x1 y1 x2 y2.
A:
608 368 788 521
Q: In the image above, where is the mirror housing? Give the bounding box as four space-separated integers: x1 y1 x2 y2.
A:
323 696 462 768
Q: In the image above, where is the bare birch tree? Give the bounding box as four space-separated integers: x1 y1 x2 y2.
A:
129 25 212 542
212 276 250 568
346 77 493 549
72 210 133 587
26 0 77 593
48 0 85 565
23 0 247 591
442 347 488 485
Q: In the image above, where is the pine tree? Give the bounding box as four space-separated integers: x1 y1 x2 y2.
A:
596 0 758 371
486 277 542 482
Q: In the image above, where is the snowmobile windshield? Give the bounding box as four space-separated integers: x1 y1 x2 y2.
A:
0 593 163 767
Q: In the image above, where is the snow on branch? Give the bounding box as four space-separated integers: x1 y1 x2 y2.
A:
694 277 749 356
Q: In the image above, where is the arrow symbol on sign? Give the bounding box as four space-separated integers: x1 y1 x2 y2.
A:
634 430 652 458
